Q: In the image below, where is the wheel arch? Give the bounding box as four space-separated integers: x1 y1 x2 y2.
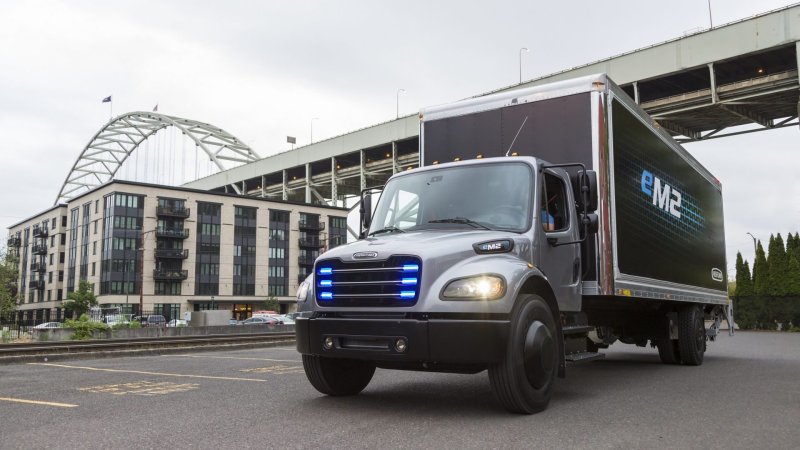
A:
517 274 566 378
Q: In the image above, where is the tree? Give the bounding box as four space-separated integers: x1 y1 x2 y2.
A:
734 252 754 298
768 233 789 297
63 280 98 317
262 296 279 312
753 240 770 297
0 246 18 322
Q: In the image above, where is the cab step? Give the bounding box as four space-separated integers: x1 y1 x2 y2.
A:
565 351 605 363
561 325 594 336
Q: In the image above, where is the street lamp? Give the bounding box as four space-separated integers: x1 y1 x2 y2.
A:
396 89 405 119
746 232 758 258
519 47 529 84
310 117 319 144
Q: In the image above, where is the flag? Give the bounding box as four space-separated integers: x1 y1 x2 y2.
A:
153 104 158 112
102 95 112 103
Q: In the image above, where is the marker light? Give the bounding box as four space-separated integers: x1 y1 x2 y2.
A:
442 275 505 300
318 267 332 275
401 278 418 286
402 264 419 272
320 292 333 300
400 291 416 299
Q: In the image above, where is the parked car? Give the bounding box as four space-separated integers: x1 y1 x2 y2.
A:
241 317 279 326
252 313 284 324
33 322 62 329
137 315 166 327
104 314 132 327
228 318 240 326
166 319 187 327
278 314 295 325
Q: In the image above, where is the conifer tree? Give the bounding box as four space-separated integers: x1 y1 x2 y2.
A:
753 240 770 297
768 233 789 297
786 257 800 297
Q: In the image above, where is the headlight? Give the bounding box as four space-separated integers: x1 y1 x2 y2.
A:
296 281 310 302
442 275 505 300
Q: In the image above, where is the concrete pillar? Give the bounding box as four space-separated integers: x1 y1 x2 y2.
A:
330 157 338 207
391 142 398 174
305 163 311 204
708 63 718 104
282 170 288 201
261 175 266 198
632 81 640 104
360 150 366 190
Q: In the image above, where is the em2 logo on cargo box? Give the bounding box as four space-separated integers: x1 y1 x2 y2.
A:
640 170 682 219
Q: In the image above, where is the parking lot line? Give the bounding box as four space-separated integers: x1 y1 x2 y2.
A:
0 397 78 408
168 354 301 363
28 362 268 382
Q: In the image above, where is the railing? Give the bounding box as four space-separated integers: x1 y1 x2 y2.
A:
299 221 325 231
28 279 44 290
32 227 49 238
298 238 323 248
152 269 189 281
32 244 48 255
154 248 189 259
30 261 46 273
298 274 310 284
298 255 316 265
7 236 20 247
156 206 190 218
156 228 190 239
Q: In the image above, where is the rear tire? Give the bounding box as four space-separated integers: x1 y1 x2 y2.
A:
302 355 376 396
677 305 706 366
489 294 558 414
655 339 681 364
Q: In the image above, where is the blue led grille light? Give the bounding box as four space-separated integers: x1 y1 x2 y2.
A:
400 291 416 299
318 267 333 275
320 292 333 300
319 280 332 287
402 264 419 272
401 278 418 286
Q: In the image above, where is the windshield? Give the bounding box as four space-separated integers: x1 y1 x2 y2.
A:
369 162 533 234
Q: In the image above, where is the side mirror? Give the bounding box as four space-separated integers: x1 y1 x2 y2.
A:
359 189 372 238
572 170 598 212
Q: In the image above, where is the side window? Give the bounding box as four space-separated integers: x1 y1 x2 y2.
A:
540 173 569 232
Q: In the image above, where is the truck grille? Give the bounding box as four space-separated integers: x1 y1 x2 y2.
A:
314 256 422 307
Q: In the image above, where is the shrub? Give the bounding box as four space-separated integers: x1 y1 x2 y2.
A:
64 314 108 340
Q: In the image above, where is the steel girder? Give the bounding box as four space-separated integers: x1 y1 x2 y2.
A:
55 111 260 204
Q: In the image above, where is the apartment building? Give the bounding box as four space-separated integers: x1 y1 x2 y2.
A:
6 180 349 322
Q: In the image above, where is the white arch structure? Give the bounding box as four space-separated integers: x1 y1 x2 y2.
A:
56 111 260 204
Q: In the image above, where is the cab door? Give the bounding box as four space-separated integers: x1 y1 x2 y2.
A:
535 169 582 312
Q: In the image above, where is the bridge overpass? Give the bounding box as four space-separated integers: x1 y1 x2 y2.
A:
183 4 799 208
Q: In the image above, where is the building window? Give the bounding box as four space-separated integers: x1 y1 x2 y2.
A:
93 241 97 255
91 262 95 277
49 253 54 265
329 216 348 249
50 235 55 247
268 209 289 297
48 272 53 283
100 192 144 295
195 202 221 296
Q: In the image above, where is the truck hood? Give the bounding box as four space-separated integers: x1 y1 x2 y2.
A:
320 229 531 264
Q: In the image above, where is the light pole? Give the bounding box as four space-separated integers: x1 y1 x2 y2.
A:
519 47 529 84
746 232 758 258
396 89 405 119
310 118 319 144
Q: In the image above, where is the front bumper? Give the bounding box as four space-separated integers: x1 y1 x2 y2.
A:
296 316 509 365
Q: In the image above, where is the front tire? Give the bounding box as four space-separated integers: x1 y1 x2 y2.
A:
302 355 376 396
489 294 558 414
677 305 706 366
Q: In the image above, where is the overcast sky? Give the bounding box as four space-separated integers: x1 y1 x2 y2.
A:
1 0 797 274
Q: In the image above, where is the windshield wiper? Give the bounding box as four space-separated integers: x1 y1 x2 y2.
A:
428 218 492 230
369 226 406 236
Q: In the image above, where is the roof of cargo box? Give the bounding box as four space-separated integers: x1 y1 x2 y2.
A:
421 73 610 122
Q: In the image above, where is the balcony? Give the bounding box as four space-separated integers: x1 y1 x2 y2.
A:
298 255 316 266
298 238 323 248
153 269 188 281
155 248 189 259
157 206 190 218
156 228 190 239
32 244 48 255
30 261 46 273
299 221 325 231
298 274 311 284
7 236 20 247
28 279 44 290
32 227 49 238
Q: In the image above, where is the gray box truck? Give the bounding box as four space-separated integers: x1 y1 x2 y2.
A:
295 73 732 414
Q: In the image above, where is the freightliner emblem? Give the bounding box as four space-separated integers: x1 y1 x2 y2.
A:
353 251 378 259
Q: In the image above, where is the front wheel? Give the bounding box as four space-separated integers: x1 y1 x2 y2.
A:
489 294 558 414
302 355 376 396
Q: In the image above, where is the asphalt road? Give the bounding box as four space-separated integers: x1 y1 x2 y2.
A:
0 332 798 449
